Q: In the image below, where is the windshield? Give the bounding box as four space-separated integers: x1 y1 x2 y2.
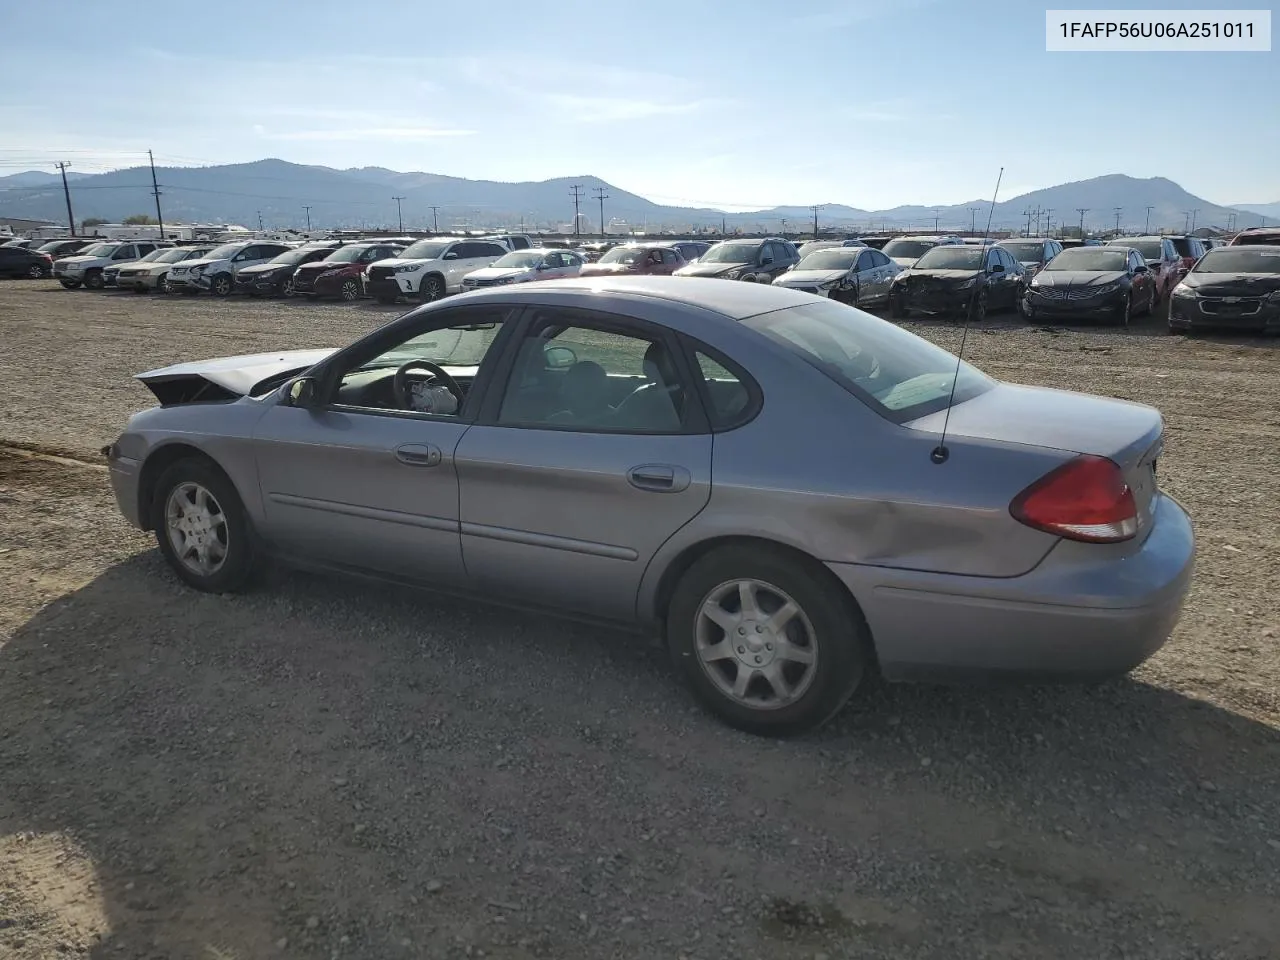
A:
798 242 839 255
1044 248 1130 271
492 250 545 269
204 243 246 261
151 247 196 263
913 247 985 270
599 246 647 265
999 242 1047 262
267 247 326 266
77 243 119 257
881 239 936 260
742 300 993 423
323 245 371 263
797 250 860 270
1112 239 1163 260
36 241 71 253
134 249 170 263
400 240 450 260
701 242 759 264
1193 249 1280 274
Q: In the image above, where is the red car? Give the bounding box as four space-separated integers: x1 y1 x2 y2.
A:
578 243 686 277
291 241 407 300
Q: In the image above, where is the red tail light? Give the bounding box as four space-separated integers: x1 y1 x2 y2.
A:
1010 455 1137 543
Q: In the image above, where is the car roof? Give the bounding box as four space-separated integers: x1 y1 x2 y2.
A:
453 275 813 320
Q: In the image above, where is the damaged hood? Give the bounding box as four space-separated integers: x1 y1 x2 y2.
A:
136 348 337 402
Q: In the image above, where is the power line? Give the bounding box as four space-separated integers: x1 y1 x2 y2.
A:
592 186 609 239
55 162 76 236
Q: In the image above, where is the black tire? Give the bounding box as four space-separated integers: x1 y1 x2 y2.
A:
59 279 82 289
667 544 871 737
419 274 445 302
280 275 296 298
1113 293 1131 328
340 278 360 302
133 283 148 294
83 269 105 290
889 290 907 320
209 273 233 297
967 289 987 324
26 264 45 279
150 457 258 594
834 283 859 306
155 274 169 295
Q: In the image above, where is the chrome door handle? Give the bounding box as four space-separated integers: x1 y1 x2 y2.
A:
627 464 691 493
395 443 442 467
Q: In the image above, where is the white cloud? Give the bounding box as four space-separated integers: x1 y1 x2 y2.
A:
259 127 476 142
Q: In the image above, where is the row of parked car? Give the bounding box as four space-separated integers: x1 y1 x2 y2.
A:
10 226 1278 334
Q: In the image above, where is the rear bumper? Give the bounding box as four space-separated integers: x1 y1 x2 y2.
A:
827 493 1195 682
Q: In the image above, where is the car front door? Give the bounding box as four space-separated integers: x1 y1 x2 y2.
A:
251 303 516 585
454 305 713 621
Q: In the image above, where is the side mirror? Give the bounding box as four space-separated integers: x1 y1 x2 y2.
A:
989 263 1005 273
443 252 459 260
760 256 773 265
544 345 577 369
536 262 551 270
1134 264 1148 273
286 376 319 409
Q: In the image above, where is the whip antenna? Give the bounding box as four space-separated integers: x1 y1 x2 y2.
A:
930 165 1004 465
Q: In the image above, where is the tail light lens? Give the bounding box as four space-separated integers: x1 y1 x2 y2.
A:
1010 454 1137 543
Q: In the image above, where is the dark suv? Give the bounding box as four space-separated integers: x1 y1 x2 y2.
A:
672 237 799 281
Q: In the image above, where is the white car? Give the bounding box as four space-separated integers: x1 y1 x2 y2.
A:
114 246 216 294
366 237 509 303
165 240 295 296
460 248 586 291
53 240 165 290
771 246 902 307
880 235 962 269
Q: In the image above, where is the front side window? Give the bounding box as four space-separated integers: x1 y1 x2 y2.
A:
330 307 511 417
497 313 688 433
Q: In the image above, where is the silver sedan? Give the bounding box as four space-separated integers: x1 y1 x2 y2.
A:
105 277 1195 736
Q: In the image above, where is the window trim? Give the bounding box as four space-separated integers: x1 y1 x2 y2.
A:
475 304 712 436
676 335 763 434
307 303 523 424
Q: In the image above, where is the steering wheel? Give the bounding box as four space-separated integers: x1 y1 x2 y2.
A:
392 360 464 410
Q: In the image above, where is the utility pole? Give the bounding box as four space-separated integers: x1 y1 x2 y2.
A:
1113 206 1122 235
1182 210 1190 233
302 205 312 231
967 207 978 234
147 150 165 239
1022 207 1033 236
257 210 265 232
780 217 788 236
428 205 440 233
809 204 823 239
721 214 726 237
569 184 584 238
592 186 609 239
1189 208 1200 233
55 161 76 236
932 209 940 232
1144 206 1154 233
1077 207 1088 238
1044 208 1055 236
392 196 405 233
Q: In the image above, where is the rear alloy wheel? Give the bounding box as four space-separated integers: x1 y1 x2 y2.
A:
210 273 233 297
419 275 444 302
152 457 258 593
26 264 45 279
667 545 871 737
59 279 82 289
967 288 987 323
340 278 360 301
83 270 105 290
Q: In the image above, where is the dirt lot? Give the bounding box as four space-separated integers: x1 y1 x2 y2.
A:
1 278 1278 960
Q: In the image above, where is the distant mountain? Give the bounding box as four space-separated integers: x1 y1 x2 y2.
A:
1227 201 1280 220
0 160 1267 234
0 169 89 189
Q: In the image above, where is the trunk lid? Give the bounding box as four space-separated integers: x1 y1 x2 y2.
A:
907 382 1164 531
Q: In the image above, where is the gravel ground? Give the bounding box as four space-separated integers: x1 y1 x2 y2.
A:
1 278 1279 960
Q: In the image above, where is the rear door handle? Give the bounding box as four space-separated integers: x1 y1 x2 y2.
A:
395 443 442 467
627 464 691 493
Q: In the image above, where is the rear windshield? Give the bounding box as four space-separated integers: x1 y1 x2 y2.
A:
1231 231 1280 246
740 299 994 424
881 239 936 260
1192 248 1280 274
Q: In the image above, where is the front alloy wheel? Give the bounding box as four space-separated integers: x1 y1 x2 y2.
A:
340 278 360 301
26 264 45 279
420 275 444 302
281 276 295 297
152 457 257 593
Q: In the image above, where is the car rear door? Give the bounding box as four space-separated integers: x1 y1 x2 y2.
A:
454 304 713 622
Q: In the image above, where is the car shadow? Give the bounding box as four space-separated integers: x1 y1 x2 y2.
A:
3 553 1280 957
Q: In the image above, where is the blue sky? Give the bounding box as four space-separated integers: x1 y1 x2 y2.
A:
1 0 1276 209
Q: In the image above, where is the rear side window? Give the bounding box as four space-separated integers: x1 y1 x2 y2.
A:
741 299 994 424
689 346 757 431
